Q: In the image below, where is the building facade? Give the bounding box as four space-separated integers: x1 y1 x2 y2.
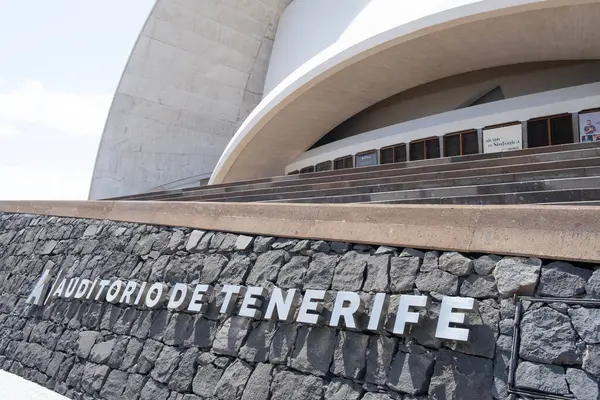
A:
89 0 292 199
5 2 600 398
90 0 600 198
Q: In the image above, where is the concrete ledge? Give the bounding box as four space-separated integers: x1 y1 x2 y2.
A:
1 201 600 263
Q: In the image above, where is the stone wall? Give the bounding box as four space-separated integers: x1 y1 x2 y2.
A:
0 212 599 400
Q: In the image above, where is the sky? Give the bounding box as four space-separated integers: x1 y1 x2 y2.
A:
0 0 155 200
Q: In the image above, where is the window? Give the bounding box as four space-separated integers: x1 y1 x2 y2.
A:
527 114 573 148
334 156 353 170
288 170 299 175
444 130 479 157
410 141 425 161
355 150 378 167
299 165 315 174
380 144 407 164
444 134 460 157
410 137 440 161
315 161 332 172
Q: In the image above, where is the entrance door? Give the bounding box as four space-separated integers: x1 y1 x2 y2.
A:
410 137 440 161
527 114 573 148
380 143 407 164
443 130 479 157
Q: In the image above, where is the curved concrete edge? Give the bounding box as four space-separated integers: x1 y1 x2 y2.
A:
90 0 291 199
87 0 157 200
209 0 600 185
1 201 599 263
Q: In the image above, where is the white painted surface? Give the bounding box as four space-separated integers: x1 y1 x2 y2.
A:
90 0 292 199
0 370 68 400
285 83 600 172
209 0 600 184
265 0 482 93
483 124 523 154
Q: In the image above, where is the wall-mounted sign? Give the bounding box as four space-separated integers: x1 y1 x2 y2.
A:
355 150 378 167
482 124 523 154
579 111 600 142
27 269 477 342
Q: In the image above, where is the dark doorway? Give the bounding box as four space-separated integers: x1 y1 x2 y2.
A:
444 130 479 157
380 143 407 164
334 156 353 170
410 137 440 161
315 161 332 172
527 114 573 148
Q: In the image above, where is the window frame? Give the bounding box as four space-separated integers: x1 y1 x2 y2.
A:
380 143 407 164
527 113 573 147
315 160 332 172
443 129 479 157
333 155 354 170
354 149 378 168
409 136 440 160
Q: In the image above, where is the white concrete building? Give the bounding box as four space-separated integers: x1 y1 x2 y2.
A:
90 0 600 198
90 0 292 199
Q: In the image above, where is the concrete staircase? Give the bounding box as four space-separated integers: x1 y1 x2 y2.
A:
113 142 600 205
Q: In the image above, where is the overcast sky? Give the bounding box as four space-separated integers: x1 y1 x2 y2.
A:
0 0 155 200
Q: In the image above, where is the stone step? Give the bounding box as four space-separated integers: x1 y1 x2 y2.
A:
374 187 600 205
151 149 600 202
264 175 600 204
541 200 600 206
116 142 600 201
189 161 600 203
368 175 600 204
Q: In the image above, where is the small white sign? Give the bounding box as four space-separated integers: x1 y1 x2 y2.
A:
483 124 523 154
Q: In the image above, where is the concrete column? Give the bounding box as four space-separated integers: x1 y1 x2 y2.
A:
521 121 528 149
477 128 484 154
572 113 581 143
439 136 444 158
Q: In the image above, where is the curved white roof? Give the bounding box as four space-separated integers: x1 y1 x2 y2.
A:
90 0 600 195
209 0 600 184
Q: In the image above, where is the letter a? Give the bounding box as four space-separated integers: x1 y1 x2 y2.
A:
26 267 54 306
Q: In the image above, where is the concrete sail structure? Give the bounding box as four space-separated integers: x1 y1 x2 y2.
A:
91 0 600 197
89 0 291 199
6 2 600 397
210 0 600 184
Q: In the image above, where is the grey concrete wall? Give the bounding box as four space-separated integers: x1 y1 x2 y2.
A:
317 61 600 147
1 212 600 399
89 0 292 200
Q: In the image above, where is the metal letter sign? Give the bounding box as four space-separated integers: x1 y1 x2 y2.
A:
26 272 478 342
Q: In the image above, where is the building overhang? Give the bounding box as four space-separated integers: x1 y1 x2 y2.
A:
209 0 600 184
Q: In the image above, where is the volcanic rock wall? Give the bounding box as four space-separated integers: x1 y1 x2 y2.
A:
0 212 599 400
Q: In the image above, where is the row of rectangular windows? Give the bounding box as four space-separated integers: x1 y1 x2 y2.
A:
289 112 580 175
